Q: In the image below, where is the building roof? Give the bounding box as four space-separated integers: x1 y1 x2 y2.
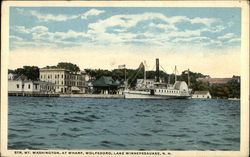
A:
14 74 28 81
193 91 210 95
93 76 120 87
40 68 69 71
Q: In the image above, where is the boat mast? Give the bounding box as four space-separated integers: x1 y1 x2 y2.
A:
144 60 146 83
125 66 127 89
174 65 177 83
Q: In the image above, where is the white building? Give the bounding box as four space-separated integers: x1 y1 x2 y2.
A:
8 80 55 93
39 68 87 93
192 91 212 99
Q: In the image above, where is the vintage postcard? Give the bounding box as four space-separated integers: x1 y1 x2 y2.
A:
1 1 249 157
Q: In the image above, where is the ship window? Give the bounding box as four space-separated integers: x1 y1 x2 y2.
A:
16 84 19 88
28 84 30 89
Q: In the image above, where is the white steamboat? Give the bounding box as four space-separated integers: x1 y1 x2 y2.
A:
123 59 191 99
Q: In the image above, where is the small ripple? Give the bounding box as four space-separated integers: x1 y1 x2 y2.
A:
145 142 163 146
139 133 152 136
61 133 78 137
69 127 81 131
144 109 151 113
168 134 189 138
88 114 100 119
9 128 30 133
30 118 55 123
150 129 164 133
198 140 221 147
223 137 240 143
100 140 126 147
69 111 86 114
135 114 150 117
18 123 33 127
204 133 215 137
8 133 18 138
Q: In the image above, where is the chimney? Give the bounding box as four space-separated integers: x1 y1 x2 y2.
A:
156 58 160 82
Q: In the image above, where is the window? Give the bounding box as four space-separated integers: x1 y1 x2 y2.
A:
22 85 24 89
17 84 19 88
28 84 30 89
62 75 63 78
35 85 38 89
62 81 63 85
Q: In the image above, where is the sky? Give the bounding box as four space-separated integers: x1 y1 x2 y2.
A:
9 7 241 77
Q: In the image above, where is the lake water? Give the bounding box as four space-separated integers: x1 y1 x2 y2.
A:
8 96 240 150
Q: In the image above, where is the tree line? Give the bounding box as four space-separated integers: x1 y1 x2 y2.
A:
10 62 240 98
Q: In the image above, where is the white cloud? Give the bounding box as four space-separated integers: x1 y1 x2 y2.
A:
227 38 241 43
12 26 30 34
30 10 78 22
10 35 23 41
11 25 90 49
172 36 209 43
80 9 105 19
190 17 219 26
17 8 105 22
31 26 49 33
218 33 235 39
87 12 220 45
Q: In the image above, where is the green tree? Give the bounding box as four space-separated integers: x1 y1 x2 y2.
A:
14 66 40 81
57 62 80 72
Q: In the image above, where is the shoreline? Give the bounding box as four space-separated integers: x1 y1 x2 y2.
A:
59 94 124 99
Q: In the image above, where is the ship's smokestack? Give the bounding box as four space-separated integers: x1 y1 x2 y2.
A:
156 58 160 82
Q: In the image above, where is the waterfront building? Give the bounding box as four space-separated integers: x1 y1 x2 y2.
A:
192 91 212 99
39 68 87 93
92 76 120 94
8 75 55 94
